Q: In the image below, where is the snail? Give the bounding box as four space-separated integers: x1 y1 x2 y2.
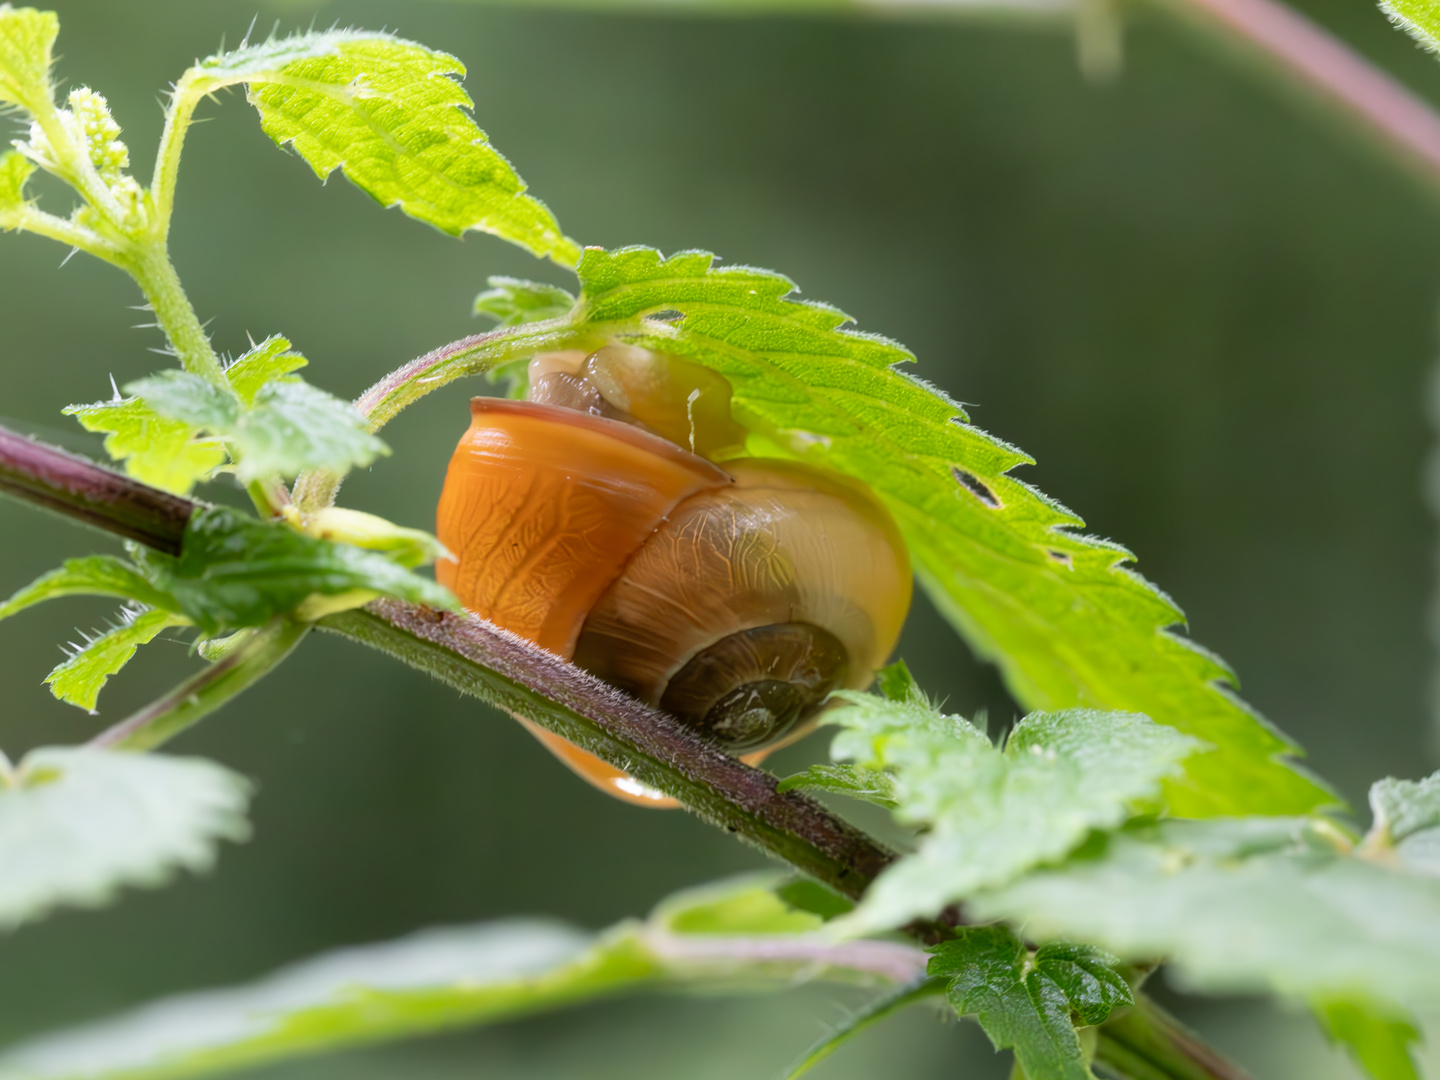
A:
436 345 912 806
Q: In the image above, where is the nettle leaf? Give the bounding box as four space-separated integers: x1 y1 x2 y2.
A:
233 379 388 482
182 31 579 265
474 276 578 326
64 396 226 496
567 246 1331 818
46 608 188 713
0 555 181 620
970 810 1440 1011
132 506 457 636
0 148 34 221
0 746 250 931
0 5 57 112
1314 996 1422 1080
823 694 1197 935
776 763 898 809
1364 774 1440 876
928 925 1130 1080
1383 0 1440 52
129 354 388 484
223 335 308 406
0 875 907 1080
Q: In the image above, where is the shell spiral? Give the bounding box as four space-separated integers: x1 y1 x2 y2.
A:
437 347 912 806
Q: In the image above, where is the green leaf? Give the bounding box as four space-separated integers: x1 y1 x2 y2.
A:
231 379 389 483
0 148 34 223
0 746 250 931
1382 0 1440 52
474 276 577 326
45 608 188 713
223 336 307 406
568 246 1334 818
0 874 917 1080
1314 996 1423 1080
132 506 457 636
183 31 579 265
0 555 180 621
64 396 225 496
775 877 855 921
651 873 826 936
125 371 238 431
1364 774 1440 875
0 919 645 1080
928 925 1129 1080
970 813 1440 1011
124 346 389 483
777 763 898 808
0 4 57 112
823 697 1197 935
782 976 946 1079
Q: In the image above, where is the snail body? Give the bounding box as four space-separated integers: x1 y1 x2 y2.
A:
437 347 912 805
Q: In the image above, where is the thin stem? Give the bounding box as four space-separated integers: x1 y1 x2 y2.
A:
0 423 192 553
0 425 1245 1080
320 602 898 901
0 203 130 269
150 73 210 241
1096 995 1256 1080
89 618 309 751
292 318 590 513
130 242 226 386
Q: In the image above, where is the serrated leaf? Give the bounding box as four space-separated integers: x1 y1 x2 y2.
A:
0 148 35 223
1314 996 1423 1080
970 813 1440 1011
0 555 179 621
63 397 225 496
231 379 388 482
824 698 1197 935
184 31 578 265
0 920 633 1080
131 506 457 636
474 276 577 326
928 925 1128 1080
0 746 250 931
0 874 919 1080
123 348 388 483
776 763 898 808
223 336 307 406
1382 0 1440 52
45 608 188 713
125 371 238 431
568 246 1333 818
1365 774 1440 875
0 4 57 112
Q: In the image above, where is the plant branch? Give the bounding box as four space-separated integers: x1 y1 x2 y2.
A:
0 423 1249 1080
320 601 897 901
89 618 310 751
0 423 192 552
1096 995 1257 1080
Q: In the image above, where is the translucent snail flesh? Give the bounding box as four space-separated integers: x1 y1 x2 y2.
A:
437 346 912 806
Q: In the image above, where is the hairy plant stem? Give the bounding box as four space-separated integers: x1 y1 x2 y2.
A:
0 427 1249 1080
1096 996 1256 1080
130 242 226 386
89 618 310 751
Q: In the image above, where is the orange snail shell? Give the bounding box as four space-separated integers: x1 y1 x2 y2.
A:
436 350 912 806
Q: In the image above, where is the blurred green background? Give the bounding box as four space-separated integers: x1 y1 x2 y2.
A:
2 0 1439 1074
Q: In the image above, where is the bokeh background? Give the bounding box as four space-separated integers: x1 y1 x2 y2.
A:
2 0 1439 1075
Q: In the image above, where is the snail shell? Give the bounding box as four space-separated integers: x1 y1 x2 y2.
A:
436 348 912 806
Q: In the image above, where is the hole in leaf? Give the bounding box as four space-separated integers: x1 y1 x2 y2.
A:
951 467 1001 508
647 309 684 323
1047 549 1072 567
